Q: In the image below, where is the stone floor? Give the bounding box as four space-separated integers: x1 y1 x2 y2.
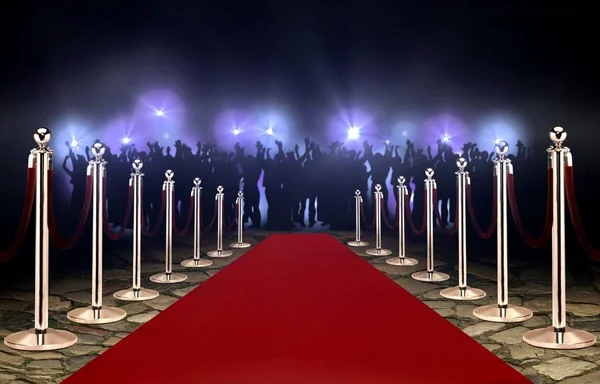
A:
1 230 600 383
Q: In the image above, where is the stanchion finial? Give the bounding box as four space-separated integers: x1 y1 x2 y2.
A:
193 177 201 188
217 185 224 193
91 141 105 160
165 169 174 181
494 140 509 160
457 157 467 173
375 184 382 192
549 126 567 147
398 176 405 186
425 168 434 179
33 127 51 147
132 159 143 173
355 190 361 196
237 191 243 198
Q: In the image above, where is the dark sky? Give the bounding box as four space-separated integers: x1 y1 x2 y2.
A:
1 2 598 149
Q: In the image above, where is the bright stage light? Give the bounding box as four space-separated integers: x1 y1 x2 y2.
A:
233 128 241 135
385 139 390 145
70 139 79 147
494 138 501 144
442 134 450 142
155 109 165 117
122 137 131 144
265 127 274 135
347 126 360 140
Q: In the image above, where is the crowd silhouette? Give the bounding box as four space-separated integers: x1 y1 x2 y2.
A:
61 137 549 234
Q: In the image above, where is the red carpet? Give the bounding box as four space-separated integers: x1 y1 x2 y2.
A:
64 234 529 384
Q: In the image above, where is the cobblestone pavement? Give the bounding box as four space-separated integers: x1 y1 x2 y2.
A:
1 230 600 383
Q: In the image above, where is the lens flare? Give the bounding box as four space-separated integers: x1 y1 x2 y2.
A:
347 126 360 140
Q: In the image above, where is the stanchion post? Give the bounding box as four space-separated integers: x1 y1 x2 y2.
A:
67 142 127 323
230 191 251 248
207 186 233 258
151 170 187 283
181 178 213 268
440 158 486 300
386 177 418 266
473 141 532 322
348 190 369 247
5 128 78 351
114 159 159 301
366 184 392 256
412 168 450 282
523 127 596 349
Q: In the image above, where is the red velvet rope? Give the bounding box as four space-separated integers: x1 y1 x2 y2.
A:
103 180 133 241
506 169 552 248
360 200 375 230
405 191 426 236
48 170 93 250
223 202 238 231
201 200 219 231
0 167 37 263
142 189 166 237
173 194 194 237
565 166 600 261
382 200 398 230
466 178 497 239
433 188 458 236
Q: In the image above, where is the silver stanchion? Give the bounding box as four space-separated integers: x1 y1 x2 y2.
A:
207 186 233 258
151 170 188 283
348 190 369 247
230 191 251 248
366 184 392 256
473 141 532 322
412 168 450 282
440 158 486 300
181 178 213 268
67 142 127 324
114 159 160 301
386 177 418 266
5 128 78 351
523 127 596 349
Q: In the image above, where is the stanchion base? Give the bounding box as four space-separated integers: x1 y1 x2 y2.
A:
523 326 597 350
67 306 127 324
4 328 77 351
150 272 188 284
348 240 369 247
207 250 234 258
473 304 533 323
440 286 487 301
181 258 213 268
230 242 251 249
365 248 392 256
386 257 419 266
113 287 160 302
411 271 450 282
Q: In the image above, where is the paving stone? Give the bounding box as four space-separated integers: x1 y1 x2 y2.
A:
23 351 64 360
462 322 505 337
558 347 600 360
375 262 426 276
455 305 478 319
102 281 131 294
533 356 596 381
482 343 502 352
489 326 530 345
102 269 132 280
524 297 552 313
144 295 178 311
0 351 25 365
567 304 600 317
520 267 552 281
66 325 112 337
118 302 150 316
63 291 91 303
509 344 545 360
74 333 105 345
568 286 600 306
560 369 600 384
50 278 92 295
103 337 121 346
523 316 549 328
512 282 552 295
460 263 497 280
0 328 11 338
127 311 159 323
26 359 63 369
434 309 455 317
0 373 17 381
173 285 196 297
49 295 72 311
0 299 29 311
423 300 454 309
183 271 210 284
65 355 96 372
95 321 137 332
394 278 437 295
65 345 103 356
420 289 444 300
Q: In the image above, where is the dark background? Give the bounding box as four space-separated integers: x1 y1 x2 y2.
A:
0 1 598 226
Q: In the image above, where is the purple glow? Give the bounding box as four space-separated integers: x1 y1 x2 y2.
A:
474 115 524 152
327 109 375 147
70 139 79 147
122 137 131 144
132 89 187 145
213 109 255 149
265 127 274 136
422 113 469 148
